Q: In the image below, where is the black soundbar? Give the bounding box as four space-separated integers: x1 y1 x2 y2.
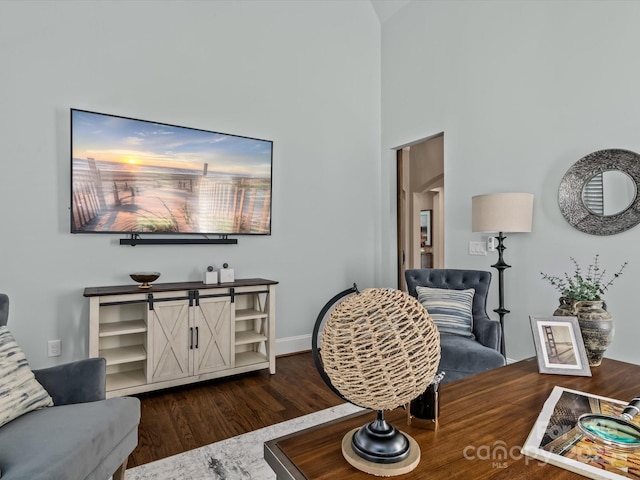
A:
120 238 238 246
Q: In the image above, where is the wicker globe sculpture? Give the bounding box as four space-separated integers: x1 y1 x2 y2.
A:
313 287 440 473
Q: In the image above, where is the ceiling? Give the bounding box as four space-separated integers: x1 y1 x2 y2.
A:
370 0 411 24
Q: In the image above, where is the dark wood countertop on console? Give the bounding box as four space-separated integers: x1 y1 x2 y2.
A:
84 278 278 297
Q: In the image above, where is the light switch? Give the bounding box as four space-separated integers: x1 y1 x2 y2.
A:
469 241 487 256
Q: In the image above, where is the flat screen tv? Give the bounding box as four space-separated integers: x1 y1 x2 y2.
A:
70 109 272 236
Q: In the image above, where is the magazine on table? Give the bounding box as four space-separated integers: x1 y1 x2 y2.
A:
522 386 640 479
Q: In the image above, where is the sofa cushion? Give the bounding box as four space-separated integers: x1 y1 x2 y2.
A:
0 326 53 428
416 286 475 338
0 396 140 480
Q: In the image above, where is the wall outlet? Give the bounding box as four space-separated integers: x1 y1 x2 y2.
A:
47 339 61 357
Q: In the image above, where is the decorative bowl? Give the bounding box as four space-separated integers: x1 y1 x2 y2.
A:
130 272 161 289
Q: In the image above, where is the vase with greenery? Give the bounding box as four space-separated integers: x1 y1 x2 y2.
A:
541 255 628 366
541 254 627 301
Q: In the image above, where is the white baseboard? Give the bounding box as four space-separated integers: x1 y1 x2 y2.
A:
276 334 312 356
276 335 517 367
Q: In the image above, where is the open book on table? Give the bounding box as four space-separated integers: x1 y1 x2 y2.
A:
522 386 640 479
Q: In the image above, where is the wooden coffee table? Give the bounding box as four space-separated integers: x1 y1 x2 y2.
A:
265 358 640 479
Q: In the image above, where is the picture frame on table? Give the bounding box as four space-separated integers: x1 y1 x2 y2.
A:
529 316 591 377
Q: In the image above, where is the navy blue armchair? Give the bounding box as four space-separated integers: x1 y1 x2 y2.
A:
405 269 506 384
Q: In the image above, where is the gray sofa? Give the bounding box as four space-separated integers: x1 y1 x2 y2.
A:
405 269 506 384
0 294 140 480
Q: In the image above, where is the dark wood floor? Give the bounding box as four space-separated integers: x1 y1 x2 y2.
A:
130 352 342 467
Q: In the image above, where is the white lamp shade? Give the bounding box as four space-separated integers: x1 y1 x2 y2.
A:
472 193 534 233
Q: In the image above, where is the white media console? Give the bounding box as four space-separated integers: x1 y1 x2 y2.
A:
84 278 277 398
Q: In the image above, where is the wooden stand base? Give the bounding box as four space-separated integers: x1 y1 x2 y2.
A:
341 428 420 477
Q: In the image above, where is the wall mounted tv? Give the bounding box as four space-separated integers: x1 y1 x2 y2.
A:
70 109 272 237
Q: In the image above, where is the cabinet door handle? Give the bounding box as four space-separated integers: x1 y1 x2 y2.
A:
195 327 199 348
189 327 194 349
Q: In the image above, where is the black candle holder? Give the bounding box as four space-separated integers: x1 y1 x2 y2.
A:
408 372 445 428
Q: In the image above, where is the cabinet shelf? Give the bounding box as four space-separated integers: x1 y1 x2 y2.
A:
236 351 268 367
106 369 146 391
100 345 147 366
235 308 268 321
99 320 147 337
235 330 267 345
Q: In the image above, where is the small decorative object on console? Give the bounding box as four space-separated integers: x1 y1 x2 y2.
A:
129 272 160 289
219 263 235 283
204 265 218 285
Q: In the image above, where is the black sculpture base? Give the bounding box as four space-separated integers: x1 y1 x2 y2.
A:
351 411 410 464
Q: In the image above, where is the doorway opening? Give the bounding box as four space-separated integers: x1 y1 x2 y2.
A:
396 133 444 291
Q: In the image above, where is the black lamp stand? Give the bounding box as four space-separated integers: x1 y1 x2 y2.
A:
491 232 510 358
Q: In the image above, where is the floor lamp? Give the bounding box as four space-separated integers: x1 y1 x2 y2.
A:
471 193 534 358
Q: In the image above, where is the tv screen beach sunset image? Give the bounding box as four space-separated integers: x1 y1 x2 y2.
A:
71 110 272 235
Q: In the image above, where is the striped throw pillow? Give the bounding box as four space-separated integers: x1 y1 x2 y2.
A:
0 326 53 428
416 286 475 338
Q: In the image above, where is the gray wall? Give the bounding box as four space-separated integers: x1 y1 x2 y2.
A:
3 0 639 369
0 0 381 367
381 0 640 363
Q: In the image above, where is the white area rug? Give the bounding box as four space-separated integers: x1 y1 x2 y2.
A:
126 403 364 480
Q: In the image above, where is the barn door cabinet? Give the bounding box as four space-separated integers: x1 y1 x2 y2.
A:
85 278 277 398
